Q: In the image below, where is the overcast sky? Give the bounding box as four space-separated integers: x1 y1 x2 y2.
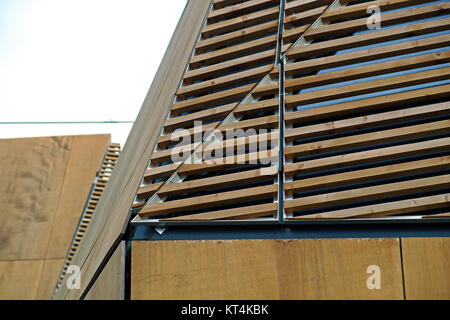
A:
0 0 187 145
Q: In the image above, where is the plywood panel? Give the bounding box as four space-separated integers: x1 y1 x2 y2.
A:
402 237 450 300
35 259 65 300
58 0 212 300
46 134 110 259
0 260 44 300
84 241 125 300
131 238 404 300
0 134 111 299
0 136 73 260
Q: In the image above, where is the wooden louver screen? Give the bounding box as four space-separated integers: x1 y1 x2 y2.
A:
134 0 450 222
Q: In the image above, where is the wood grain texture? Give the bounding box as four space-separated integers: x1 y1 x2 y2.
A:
402 237 450 300
0 260 44 300
57 0 212 300
0 136 72 260
131 238 404 300
84 241 125 300
46 134 110 259
35 259 65 300
0 134 111 299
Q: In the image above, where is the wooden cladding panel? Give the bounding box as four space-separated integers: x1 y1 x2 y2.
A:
84 241 125 300
131 239 404 300
0 134 111 299
55 143 121 293
402 237 450 300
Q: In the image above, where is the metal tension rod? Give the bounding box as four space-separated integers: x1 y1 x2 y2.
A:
276 0 286 224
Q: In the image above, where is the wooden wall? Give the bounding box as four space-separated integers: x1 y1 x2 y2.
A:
84 241 125 300
131 238 404 300
131 237 450 300
402 237 450 300
0 134 110 299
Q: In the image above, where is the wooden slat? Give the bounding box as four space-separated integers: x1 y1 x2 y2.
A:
285 84 450 125
285 0 332 15
163 202 277 220
284 6 327 28
177 64 273 100
285 119 450 158
143 163 181 182
272 34 450 78
202 6 279 38
150 142 202 165
214 0 246 10
322 0 436 23
286 18 450 60
171 83 256 116
139 184 278 218
164 103 236 132
285 137 450 175
196 20 278 54
159 114 278 149
135 182 165 200
151 166 278 198
234 97 279 114
285 67 450 109
179 149 278 175
151 131 277 165
306 3 450 40
285 174 450 212
289 193 450 219
424 212 450 218
144 149 278 182
220 114 279 130
183 47 280 84
190 34 277 69
282 24 310 43
207 0 279 24
257 51 450 97
158 122 218 149
285 101 450 141
285 156 450 193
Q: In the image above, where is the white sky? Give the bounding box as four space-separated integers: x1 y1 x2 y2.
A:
0 0 188 146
